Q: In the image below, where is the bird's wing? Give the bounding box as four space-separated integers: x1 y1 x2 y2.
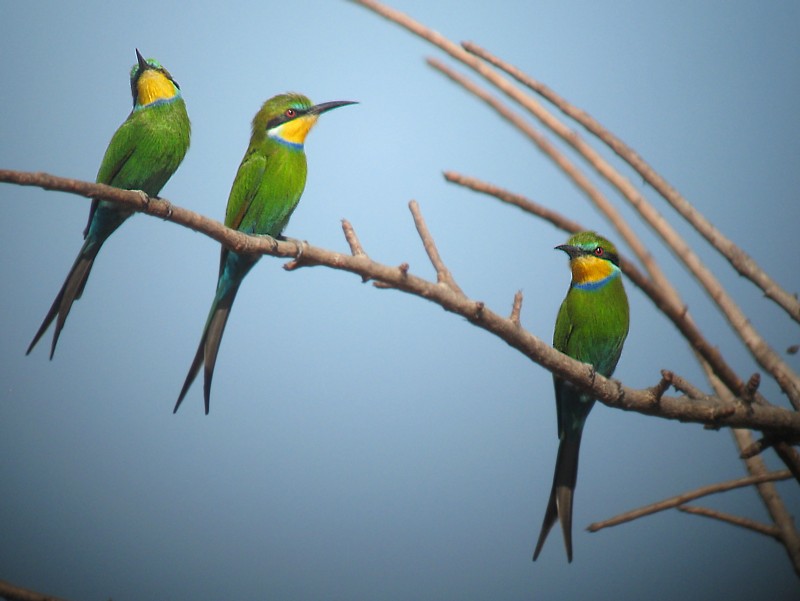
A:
224 150 267 232
84 115 138 237
95 113 141 186
552 297 574 438
553 299 572 355
217 150 267 276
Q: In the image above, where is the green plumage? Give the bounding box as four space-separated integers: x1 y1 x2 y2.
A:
533 231 629 562
174 93 355 414
27 50 190 358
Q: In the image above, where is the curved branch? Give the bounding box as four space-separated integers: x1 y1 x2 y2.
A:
587 470 792 532
2 169 798 438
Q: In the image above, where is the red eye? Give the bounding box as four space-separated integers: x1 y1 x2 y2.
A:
285 108 296 118
594 246 604 257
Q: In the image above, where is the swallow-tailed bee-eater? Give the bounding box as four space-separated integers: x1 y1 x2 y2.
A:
27 50 190 358
533 231 629 562
174 93 355 414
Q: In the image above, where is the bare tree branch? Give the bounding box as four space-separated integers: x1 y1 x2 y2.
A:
408 199 463 294
587 470 792 532
676 505 782 540
2 168 798 438
509 290 523 328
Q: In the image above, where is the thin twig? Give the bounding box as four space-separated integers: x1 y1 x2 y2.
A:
442 172 585 233
461 40 800 325
408 199 463 294
340 219 370 283
342 219 366 256
587 470 792 532
677 505 782 540
649 371 672 403
509 291 523 327
667 371 717 402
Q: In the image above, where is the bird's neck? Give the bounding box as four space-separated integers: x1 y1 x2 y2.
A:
267 114 319 150
135 70 179 109
570 255 620 291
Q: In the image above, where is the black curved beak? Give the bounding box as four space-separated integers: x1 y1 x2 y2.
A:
555 244 581 259
308 100 358 116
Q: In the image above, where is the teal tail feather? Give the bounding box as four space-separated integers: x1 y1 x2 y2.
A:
533 434 582 562
27 240 101 359
174 252 255 414
174 287 238 415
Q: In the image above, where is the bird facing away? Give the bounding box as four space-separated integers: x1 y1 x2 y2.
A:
533 231 629 562
173 93 356 414
27 49 191 359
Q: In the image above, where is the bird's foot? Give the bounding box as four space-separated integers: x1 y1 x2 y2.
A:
133 189 150 208
255 233 280 252
278 235 307 260
161 199 174 220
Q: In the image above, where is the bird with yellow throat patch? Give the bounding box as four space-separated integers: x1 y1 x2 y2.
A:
173 93 356 414
533 231 629 562
28 49 190 358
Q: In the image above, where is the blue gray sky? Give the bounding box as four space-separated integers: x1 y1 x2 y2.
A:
1 1 798 599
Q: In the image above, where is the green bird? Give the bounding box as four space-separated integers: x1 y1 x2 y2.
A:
174 93 355 414
27 49 190 358
533 231 629 562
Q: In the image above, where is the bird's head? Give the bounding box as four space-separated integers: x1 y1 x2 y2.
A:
255 93 357 149
556 231 621 288
129 49 181 109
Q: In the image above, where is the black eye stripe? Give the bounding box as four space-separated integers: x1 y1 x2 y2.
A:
266 107 304 130
581 246 619 266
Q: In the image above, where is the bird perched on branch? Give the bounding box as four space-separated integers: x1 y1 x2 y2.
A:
28 49 190 358
533 231 629 562
174 93 356 414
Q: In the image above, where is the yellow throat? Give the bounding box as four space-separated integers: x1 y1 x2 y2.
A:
136 69 177 106
270 114 319 146
571 254 615 286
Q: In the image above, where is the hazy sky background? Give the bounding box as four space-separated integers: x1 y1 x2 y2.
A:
1 1 798 599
